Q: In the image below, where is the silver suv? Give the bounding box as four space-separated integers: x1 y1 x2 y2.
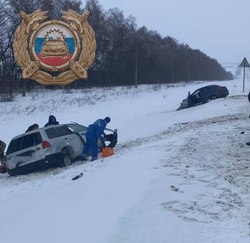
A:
5 124 85 176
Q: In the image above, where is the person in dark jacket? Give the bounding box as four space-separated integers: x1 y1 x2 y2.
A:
44 115 59 127
0 139 6 159
26 123 39 132
82 117 111 161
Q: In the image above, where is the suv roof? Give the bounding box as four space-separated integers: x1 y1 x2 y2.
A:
6 124 74 155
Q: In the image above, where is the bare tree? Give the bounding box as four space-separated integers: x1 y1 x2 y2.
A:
49 0 82 19
0 0 233 99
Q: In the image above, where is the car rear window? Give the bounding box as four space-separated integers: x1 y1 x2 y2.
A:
7 132 42 154
45 126 73 139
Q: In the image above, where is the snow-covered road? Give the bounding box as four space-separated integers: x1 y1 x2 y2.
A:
0 79 250 242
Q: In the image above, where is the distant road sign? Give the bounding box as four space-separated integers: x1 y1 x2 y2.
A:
239 57 250 92
239 57 250 67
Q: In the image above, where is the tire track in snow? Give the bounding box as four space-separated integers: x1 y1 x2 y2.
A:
117 113 250 231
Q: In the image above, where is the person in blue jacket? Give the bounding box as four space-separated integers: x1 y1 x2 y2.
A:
82 117 111 161
44 115 59 127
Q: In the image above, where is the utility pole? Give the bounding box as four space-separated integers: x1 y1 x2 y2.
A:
21 79 26 97
187 62 191 82
171 60 174 82
135 47 138 88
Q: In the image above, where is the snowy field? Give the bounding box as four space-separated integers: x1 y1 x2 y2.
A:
0 75 250 243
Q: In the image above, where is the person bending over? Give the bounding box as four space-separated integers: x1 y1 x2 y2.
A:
82 117 111 161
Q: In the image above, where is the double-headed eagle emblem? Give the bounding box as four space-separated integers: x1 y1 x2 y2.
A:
13 10 96 85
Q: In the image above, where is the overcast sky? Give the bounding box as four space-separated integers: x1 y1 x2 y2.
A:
87 0 250 64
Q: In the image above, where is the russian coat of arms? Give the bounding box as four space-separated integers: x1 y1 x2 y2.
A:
13 10 96 85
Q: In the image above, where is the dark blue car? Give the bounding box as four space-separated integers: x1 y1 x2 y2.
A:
178 84 229 110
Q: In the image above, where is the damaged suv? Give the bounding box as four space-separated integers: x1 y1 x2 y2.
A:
5 123 118 176
5 124 84 175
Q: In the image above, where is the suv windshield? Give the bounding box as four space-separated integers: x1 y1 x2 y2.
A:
7 132 42 154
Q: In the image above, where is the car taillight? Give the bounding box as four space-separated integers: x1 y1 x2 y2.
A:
42 141 51 148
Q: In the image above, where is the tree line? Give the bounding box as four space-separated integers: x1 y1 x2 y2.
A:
0 0 233 99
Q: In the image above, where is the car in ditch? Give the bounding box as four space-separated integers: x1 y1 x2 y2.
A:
5 123 118 176
177 84 229 110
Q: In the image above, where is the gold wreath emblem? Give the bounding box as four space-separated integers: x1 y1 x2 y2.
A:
13 10 96 85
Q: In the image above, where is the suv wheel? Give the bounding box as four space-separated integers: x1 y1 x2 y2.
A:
62 150 72 167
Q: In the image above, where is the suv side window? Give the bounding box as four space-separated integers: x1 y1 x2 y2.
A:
7 132 42 154
45 126 73 139
22 133 42 149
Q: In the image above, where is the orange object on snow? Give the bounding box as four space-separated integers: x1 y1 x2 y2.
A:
101 147 114 157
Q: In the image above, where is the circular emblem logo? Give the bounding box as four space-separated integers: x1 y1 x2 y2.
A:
30 21 80 71
13 10 96 85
